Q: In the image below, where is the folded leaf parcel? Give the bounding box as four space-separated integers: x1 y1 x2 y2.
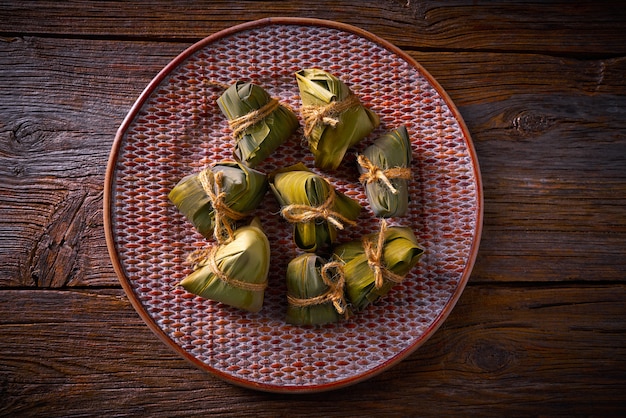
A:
168 68 424 325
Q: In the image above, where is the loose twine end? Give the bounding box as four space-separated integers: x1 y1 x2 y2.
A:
198 168 247 244
300 93 361 138
363 219 406 289
200 78 286 141
280 183 356 230
228 98 281 138
185 247 213 270
287 260 347 316
357 154 412 195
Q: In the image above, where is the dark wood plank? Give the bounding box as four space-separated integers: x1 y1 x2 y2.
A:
1 1 624 415
0 37 176 287
0 1 625 56
1 286 624 416
418 52 626 282
1 37 625 287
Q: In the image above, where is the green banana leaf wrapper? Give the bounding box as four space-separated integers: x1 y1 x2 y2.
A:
178 218 270 313
269 163 362 252
359 125 412 217
295 68 380 170
217 81 299 167
168 160 268 239
286 254 349 326
333 225 424 311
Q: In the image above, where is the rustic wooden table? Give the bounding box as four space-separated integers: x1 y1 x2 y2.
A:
1 1 625 416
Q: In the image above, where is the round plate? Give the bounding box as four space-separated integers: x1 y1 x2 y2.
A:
104 17 482 393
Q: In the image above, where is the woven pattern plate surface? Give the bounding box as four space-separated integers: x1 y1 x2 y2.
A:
104 18 482 393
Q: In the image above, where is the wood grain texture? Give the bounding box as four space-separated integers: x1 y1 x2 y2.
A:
1 1 625 55
0 286 624 416
0 35 178 287
1 1 625 415
1 37 624 287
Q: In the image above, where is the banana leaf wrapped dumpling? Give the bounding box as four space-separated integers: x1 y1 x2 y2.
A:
217 81 299 167
286 254 350 326
333 220 424 311
295 68 379 170
168 160 267 242
358 125 412 218
178 218 270 313
269 163 362 252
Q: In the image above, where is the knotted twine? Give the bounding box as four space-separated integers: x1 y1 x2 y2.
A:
228 97 281 138
200 78 285 140
363 219 406 289
185 245 267 293
357 154 412 195
287 261 348 315
300 93 361 138
197 168 246 243
183 168 267 292
280 184 357 231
